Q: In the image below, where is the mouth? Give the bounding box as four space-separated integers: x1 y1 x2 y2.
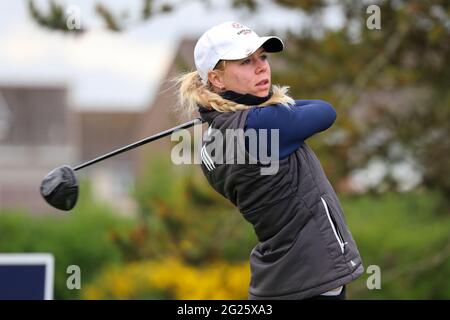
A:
256 79 269 87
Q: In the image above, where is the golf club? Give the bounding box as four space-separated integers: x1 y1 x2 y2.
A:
40 117 205 211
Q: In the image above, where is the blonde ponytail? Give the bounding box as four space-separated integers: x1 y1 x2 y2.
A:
173 70 294 119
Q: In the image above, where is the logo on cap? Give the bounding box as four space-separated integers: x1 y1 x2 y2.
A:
237 29 252 35
232 22 243 28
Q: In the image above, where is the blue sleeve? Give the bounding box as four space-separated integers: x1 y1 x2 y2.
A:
244 100 337 159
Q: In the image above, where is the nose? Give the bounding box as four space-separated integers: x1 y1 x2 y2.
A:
255 58 267 74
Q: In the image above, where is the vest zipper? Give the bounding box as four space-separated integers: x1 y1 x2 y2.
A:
321 197 347 254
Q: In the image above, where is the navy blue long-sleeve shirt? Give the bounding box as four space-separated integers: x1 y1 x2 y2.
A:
244 100 337 160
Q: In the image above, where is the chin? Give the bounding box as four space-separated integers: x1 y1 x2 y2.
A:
254 90 270 98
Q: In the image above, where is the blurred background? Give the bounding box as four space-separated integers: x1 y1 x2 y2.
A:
0 0 449 299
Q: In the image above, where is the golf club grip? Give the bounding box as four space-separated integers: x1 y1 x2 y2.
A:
73 118 205 171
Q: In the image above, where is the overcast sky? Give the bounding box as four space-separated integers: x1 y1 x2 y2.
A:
0 0 344 111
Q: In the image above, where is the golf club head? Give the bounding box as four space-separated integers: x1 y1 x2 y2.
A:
40 165 78 211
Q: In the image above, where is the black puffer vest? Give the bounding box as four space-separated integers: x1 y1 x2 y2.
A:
198 106 364 300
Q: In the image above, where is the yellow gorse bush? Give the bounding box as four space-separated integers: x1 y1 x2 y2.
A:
83 257 250 300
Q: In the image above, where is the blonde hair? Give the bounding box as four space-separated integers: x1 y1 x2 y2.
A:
173 63 294 119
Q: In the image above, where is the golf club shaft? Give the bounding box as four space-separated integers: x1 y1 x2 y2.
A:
74 118 205 171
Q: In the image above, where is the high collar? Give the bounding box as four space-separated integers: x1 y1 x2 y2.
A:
198 90 272 114
198 90 273 125
219 90 273 106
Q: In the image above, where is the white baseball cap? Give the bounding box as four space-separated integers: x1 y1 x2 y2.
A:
194 21 284 84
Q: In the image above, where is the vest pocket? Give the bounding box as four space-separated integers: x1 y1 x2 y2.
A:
320 196 347 254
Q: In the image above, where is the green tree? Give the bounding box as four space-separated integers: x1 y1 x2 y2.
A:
119 154 257 264
27 0 174 33
252 0 449 200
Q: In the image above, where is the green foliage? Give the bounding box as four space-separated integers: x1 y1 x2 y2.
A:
342 191 450 299
142 0 153 20
130 154 257 264
28 0 174 32
130 154 450 299
95 3 122 31
3 162 446 299
28 0 84 33
0 181 135 300
270 1 450 197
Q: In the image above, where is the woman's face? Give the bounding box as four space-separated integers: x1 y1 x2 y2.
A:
209 48 271 97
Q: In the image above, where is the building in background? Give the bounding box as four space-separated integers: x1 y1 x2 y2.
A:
0 85 77 212
0 38 199 215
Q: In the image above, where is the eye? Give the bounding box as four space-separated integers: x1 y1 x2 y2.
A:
240 58 251 65
260 54 268 61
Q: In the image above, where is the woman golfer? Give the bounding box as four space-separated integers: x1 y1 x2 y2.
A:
177 21 364 300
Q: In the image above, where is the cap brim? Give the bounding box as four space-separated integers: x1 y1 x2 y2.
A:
221 36 284 61
260 36 284 53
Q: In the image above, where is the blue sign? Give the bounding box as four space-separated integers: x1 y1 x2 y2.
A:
0 254 54 300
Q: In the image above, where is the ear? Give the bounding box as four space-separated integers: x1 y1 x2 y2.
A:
207 70 225 91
